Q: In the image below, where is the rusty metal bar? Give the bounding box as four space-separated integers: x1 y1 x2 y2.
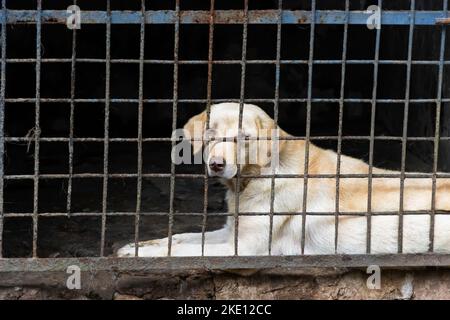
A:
7 135 450 143
134 0 146 257
334 0 350 254
2 254 450 272
268 0 283 255
366 0 382 254
0 10 447 26
100 0 111 257
31 0 42 258
5 58 450 65
2 210 450 218
301 0 316 255
167 0 180 257
398 0 416 254
4 97 450 104
430 0 448 253
234 0 249 256
66 1 77 216
5 172 450 180
201 0 215 256
0 0 5 258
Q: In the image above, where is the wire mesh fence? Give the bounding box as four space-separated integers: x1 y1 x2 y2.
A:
0 0 449 271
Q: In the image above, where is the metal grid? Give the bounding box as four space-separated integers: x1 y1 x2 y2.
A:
0 0 450 271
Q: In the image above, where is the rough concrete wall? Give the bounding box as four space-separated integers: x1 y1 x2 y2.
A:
1 268 450 300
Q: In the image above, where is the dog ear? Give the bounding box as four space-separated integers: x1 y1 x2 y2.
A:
183 111 207 155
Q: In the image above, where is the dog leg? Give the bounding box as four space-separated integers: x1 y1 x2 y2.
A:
117 241 234 257
117 227 230 257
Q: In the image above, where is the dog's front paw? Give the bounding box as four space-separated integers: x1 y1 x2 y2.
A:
116 241 171 257
116 243 137 257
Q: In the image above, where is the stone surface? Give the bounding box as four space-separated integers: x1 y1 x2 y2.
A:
2 268 450 300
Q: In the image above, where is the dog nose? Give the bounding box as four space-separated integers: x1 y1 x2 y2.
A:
209 157 225 173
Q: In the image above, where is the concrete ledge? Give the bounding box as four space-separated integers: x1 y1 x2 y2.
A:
1 268 450 299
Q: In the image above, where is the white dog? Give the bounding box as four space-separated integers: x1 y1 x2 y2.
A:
117 102 450 257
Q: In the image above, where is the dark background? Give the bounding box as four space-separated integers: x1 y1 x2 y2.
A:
2 0 450 257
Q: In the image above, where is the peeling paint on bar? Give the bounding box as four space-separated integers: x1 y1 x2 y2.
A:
0 10 447 25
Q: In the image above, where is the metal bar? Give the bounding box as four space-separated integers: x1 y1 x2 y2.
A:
234 0 249 256
5 97 450 104
3 210 450 218
0 10 447 26
366 0 382 254
430 0 448 253
0 0 5 258
31 0 43 258
8 135 450 143
167 0 180 257
6 172 450 180
6 58 450 65
301 0 316 255
334 0 349 254
201 0 215 256
66 1 77 216
398 0 415 254
2 254 450 272
100 0 112 257
268 0 282 255
134 0 146 257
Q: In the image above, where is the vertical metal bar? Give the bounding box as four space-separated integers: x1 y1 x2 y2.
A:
201 0 215 256
366 0 382 254
334 0 349 254
430 0 448 252
67 0 77 215
301 0 316 255
134 0 146 257
167 0 180 256
398 0 415 253
0 0 6 258
100 0 111 257
268 0 282 255
32 0 43 258
234 0 249 256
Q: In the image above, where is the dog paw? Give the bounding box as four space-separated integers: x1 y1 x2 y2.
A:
116 238 178 257
116 243 137 257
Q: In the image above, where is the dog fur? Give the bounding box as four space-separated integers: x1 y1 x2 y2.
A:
117 102 450 257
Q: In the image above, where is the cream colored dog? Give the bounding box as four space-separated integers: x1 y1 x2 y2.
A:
117 102 450 257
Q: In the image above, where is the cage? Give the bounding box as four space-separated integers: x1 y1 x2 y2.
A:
0 0 450 271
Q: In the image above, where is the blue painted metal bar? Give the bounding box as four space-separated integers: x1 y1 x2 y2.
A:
0 10 447 25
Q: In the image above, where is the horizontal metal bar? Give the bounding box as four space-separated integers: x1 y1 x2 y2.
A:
0 10 448 25
1 254 450 272
5 136 450 143
5 172 450 180
5 98 450 104
3 210 450 218
5 58 450 65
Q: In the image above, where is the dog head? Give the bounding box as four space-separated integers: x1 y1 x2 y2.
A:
183 102 286 179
